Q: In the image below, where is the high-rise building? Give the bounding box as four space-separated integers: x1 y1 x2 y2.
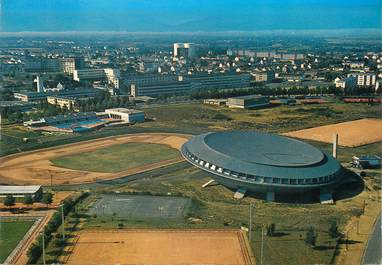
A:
173 43 197 59
348 72 376 87
24 57 60 72
60 56 86 74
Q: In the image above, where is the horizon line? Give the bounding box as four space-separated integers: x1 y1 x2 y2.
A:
0 28 381 37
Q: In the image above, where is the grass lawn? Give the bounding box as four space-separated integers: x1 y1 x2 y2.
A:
51 142 180 173
0 221 34 263
251 229 337 265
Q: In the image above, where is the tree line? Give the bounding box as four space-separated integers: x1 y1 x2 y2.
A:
27 192 89 264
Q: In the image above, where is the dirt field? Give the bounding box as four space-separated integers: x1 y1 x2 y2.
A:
0 133 189 186
66 229 254 265
284 118 382 147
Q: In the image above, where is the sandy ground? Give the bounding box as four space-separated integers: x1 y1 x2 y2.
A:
0 133 189 186
66 229 255 265
283 119 382 147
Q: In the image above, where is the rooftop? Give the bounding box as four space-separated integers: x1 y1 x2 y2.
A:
105 108 144 114
204 131 323 167
0 101 34 107
0 185 41 194
183 131 341 179
229 95 267 100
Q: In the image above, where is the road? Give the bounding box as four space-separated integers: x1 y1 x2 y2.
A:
362 214 382 265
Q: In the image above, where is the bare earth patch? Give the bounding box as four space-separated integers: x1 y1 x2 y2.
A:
0 133 189 186
283 119 382 147
65 229 255 265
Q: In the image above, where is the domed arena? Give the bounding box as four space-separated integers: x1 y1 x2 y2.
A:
181 131 343 200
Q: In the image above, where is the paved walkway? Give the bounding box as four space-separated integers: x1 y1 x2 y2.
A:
362 214 381 265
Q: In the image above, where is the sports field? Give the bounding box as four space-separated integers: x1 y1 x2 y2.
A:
52 142 180 173
88 194 190 218
66 229 254 265
0 221 34 263
0 133 189 185
284 118 382 147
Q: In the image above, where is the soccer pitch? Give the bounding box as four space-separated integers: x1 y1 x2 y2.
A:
0 221 34 263
51 142 180 173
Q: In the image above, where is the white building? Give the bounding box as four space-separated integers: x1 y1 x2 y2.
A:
103 68 120 89
173 43 197 59
104 108 145 123
60 58 76 74
73 68 105 81
334 76 356 89
348 73 377 87
0 185 42 198
73 68 120 89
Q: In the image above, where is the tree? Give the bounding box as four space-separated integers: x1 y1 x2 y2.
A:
53 237 65 247
27 242 42 263
42 192 53 207
4 195 15 208
23 195 34 206
266 223 276 236
305 227 317 246
329 221 340 238
69 101 74 112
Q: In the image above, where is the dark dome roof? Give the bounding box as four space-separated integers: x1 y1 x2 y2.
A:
182 131 341 179
204 131 323 167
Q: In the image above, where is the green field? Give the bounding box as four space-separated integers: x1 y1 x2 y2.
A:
0 221 34 263
51 142 180 173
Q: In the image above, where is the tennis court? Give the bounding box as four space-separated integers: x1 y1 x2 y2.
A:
88 194 191 218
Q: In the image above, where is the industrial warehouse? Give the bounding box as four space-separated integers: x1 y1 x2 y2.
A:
181 131 343 201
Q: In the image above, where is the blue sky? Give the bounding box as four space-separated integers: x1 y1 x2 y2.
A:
1 0 381 32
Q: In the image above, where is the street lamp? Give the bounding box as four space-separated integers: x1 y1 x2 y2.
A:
60 204 65 241
249 202 255 242
261 224 265 265
41 229 46 265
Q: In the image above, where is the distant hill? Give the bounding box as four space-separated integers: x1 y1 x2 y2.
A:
1 0 380 32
